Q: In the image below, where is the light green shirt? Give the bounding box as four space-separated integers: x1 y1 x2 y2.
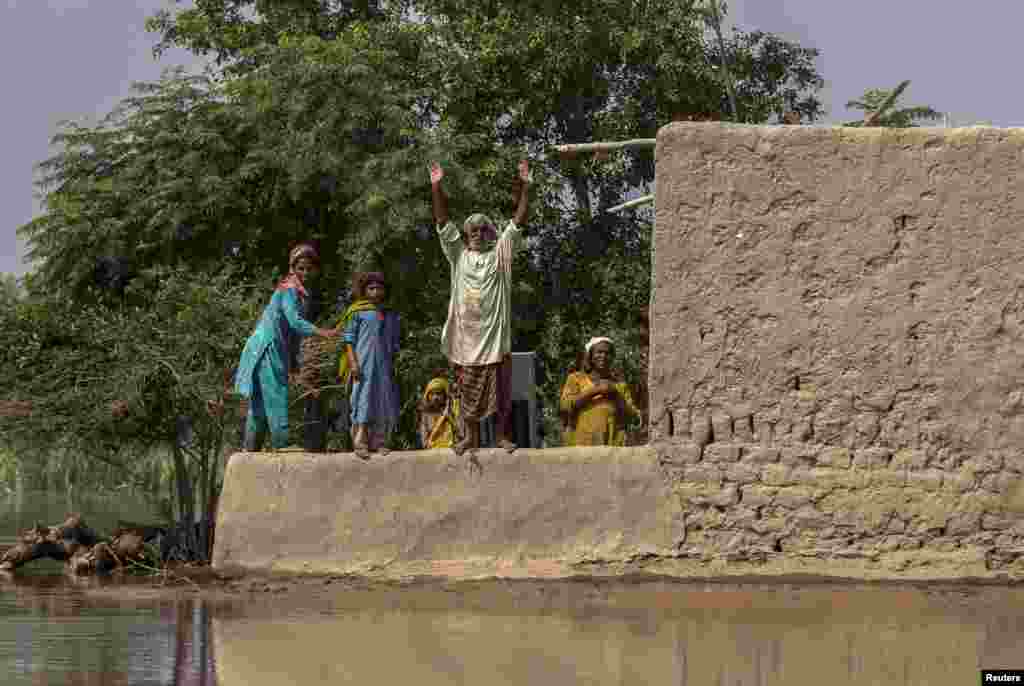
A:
437 219 524 366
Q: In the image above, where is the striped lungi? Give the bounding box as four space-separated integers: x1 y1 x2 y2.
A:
454 355 512 422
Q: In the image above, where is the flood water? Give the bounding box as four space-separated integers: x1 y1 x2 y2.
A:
1 493 1023 684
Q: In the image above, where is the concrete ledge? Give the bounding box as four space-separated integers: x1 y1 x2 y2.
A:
212 447 685 579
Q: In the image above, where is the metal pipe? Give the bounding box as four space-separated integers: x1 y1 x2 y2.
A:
552 139 656 156
607 194 655 213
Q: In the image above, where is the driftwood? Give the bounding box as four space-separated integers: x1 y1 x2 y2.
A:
0 514 155 575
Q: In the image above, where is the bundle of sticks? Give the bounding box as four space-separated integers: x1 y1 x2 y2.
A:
295 335 343 398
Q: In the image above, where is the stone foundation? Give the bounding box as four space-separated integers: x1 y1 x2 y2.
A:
652 439 1024 577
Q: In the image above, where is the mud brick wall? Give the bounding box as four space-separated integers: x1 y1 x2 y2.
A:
649 123 1024 575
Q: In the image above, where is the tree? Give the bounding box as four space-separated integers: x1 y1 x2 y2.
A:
0 273 21 307
146 0 391 70
844 80 942 127
0 265 266 561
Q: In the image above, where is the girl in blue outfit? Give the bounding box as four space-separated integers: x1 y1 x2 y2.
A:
337 271 401 459
235 243 339 451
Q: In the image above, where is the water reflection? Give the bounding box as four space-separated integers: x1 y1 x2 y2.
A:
0 576 1022 685
211 581 1024 686
0 575 215 685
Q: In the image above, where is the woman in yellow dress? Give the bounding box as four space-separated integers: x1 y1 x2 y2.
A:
417 377 460 449
559 337 642 446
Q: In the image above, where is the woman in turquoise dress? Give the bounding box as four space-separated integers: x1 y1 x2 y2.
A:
235 243 339 450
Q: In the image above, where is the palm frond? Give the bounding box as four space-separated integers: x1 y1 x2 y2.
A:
864 80 911 126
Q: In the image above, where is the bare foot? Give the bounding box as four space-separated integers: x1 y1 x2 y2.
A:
497 437 517 453
355 446 370 460
378 447 392 456
453 438 473 456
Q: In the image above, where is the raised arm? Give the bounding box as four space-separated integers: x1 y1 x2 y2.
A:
430 162 449 226
430 162 463 264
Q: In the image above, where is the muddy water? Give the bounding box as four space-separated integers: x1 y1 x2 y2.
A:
0 576 1022 685
213 580 1024 685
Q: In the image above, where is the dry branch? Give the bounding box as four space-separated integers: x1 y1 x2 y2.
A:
0 514 151 575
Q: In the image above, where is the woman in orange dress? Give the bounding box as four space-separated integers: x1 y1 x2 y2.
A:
559 337 641 446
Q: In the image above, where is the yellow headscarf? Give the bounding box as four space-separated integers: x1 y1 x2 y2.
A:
421 377 460 448
335 299 378 384
422 377 449 399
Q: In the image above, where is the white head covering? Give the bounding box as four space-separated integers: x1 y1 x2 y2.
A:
463 213 498 246
585 337 613 353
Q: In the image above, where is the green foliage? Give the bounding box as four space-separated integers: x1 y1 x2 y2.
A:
0 264 264 540
146 0 390 70
0 273 21 308
844 81 943 128
726 30 825 124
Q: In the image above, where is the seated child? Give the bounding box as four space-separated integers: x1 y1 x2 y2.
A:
418 377 460 449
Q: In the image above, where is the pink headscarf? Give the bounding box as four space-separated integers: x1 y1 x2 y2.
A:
275 243 319 297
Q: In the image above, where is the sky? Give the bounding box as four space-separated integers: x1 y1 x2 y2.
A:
2 0 1020 279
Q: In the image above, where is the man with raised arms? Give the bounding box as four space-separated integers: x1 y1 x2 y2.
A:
429 159 531 456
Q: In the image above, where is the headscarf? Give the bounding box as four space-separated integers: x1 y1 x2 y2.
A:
582 336 622 381
463 213 499 248
275 243 319 297
423 377 450 400
420 377 459 447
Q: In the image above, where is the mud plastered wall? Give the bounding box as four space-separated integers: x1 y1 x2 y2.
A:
649 123 1024 574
